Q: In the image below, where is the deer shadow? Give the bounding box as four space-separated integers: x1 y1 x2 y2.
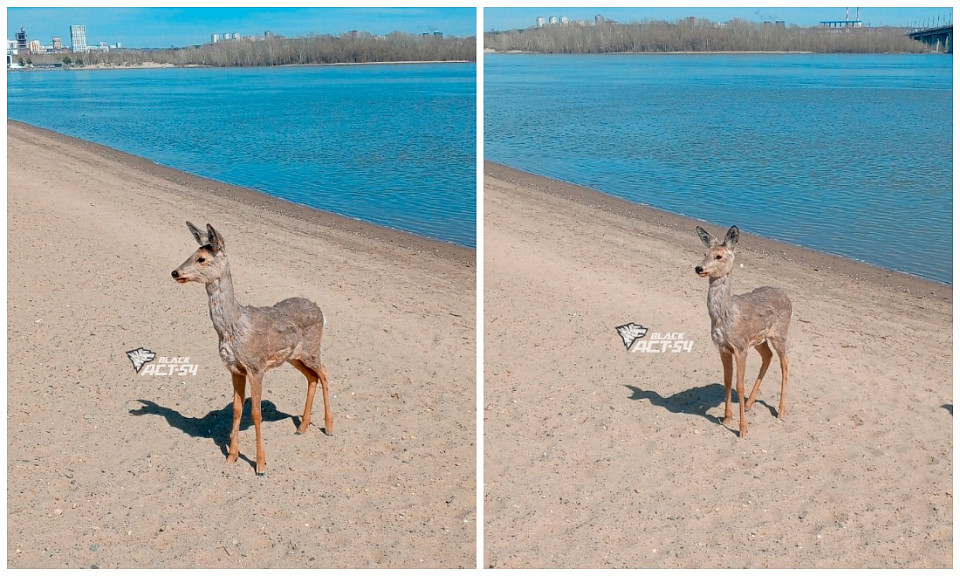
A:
629 382 758 426
626 382 785 437
130 398 294 471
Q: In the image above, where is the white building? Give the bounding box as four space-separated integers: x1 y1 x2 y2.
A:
70 24 87 52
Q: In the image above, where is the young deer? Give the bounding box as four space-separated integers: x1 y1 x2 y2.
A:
694 225 791 438
172 222 332 475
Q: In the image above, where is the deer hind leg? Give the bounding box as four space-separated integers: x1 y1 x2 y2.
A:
317 364 333 435
746 340 773 411
720 350 734 426
248 371 266 475
289 359 319 435
227 371 246 464
735 350 748 438
769 338 789 420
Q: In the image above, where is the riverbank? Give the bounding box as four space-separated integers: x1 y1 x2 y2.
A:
483 161 951 568
7 120 476 568
10 59 476 72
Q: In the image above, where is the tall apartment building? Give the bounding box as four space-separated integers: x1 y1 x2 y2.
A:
70 25 87 53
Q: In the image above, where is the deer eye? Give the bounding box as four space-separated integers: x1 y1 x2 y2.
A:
715 255 722 260
197 257 206 264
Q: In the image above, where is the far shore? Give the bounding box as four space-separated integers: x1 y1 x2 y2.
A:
9 59 475 72
484 48 817 55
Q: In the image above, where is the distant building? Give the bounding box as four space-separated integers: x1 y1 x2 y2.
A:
819 20 863 28
52 37 63 50
560 16 569 25
70 25 87 52
536 17 546 28
549 16 559 25
28 40 41 53
16 27 27 52
211 33 220 43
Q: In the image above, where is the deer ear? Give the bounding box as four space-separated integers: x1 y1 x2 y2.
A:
725 226 740 249
186 221 207 245
206 224 225 253
696 226 714 247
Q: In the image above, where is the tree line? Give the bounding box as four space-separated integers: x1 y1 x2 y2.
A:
31 31 476 68
485 19 928 54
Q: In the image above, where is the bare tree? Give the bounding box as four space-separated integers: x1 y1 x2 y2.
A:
484 18 927 54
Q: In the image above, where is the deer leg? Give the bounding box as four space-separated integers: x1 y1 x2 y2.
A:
746 341 773 411
289 359 319 435
720 350 734 426
249 371 266 475
227 371 246 464
318 364 333 436
770 339 789 420
735 350 748 438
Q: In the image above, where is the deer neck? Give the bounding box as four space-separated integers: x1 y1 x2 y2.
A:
204 261 245 339
706 273 739 332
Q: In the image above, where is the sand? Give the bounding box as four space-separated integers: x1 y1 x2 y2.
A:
6 121 476 569
483 162 952 568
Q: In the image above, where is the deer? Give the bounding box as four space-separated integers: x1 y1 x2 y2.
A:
171 222 332 475
694 225 791 438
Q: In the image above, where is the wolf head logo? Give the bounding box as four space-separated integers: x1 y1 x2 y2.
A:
615 323 648 351
126 348 157 373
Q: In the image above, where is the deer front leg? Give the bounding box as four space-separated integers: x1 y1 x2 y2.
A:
720 350 734 426
227 371 246 464
249 371 266 475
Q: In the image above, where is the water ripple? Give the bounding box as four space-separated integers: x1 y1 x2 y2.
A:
486 53 952 283
8 64 477 248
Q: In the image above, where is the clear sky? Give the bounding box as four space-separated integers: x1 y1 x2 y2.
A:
485 6 953 32
6 7 477 49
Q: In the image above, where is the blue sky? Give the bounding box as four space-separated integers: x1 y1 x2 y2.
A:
7 7 477 49
484 7 953 32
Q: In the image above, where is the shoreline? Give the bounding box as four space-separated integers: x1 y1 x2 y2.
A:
484 49 816 55
485 161 950 299
9 120 474 266
10 59 476 72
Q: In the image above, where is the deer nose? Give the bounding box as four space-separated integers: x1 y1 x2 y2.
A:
171 270 179 279
694 266 703 274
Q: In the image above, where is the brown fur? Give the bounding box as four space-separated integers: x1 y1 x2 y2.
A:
695 225 791 438
172 222 332 475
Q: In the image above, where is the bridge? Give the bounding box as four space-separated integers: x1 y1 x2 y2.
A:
909 25 952 53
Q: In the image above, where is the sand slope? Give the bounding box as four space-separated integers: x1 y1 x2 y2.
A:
483 162 951 568
7 121 476 568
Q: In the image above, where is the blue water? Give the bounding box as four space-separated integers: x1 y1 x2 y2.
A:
485 53 952 284
7 64 477 248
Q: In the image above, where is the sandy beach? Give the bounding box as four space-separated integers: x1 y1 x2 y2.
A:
483 162 951 568
6 121 476 568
